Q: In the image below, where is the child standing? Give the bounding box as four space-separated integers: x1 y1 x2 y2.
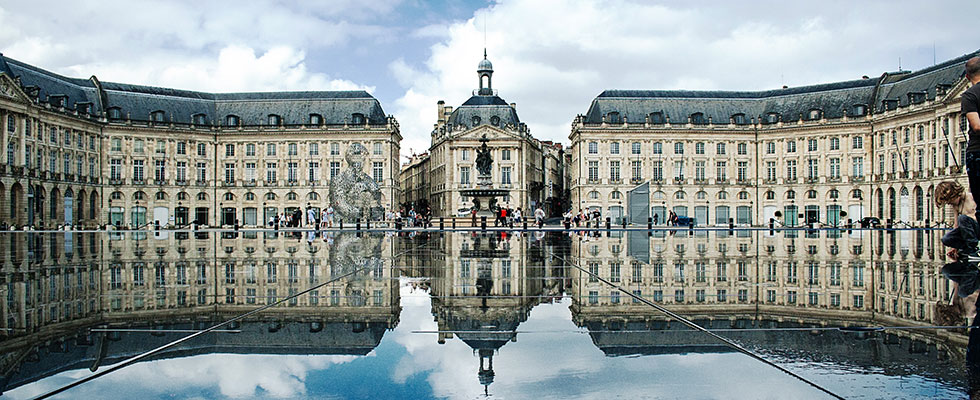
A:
936 181 980 319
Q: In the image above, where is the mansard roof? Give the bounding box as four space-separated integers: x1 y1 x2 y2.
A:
448 94 521 129
584 49 980 125
0 54 388 126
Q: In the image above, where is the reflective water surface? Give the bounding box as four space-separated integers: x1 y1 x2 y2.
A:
0 228 976 399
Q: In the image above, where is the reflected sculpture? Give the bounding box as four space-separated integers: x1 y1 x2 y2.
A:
330 143 383 221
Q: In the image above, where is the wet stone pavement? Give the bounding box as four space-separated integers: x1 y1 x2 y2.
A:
0 228 976 399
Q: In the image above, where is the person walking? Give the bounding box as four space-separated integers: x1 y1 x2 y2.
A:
535 206 545 228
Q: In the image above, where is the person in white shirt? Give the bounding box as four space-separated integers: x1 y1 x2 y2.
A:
535 207 546 227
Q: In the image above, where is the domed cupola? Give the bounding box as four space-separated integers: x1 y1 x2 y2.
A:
477 49 494 96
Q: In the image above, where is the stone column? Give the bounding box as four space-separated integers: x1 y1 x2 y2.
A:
0 111 8 165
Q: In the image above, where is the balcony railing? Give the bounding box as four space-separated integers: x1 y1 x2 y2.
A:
154 179 166 185
244 180 257 187
176 179 188 186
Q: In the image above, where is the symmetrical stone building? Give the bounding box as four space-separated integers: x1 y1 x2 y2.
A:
400 53 567 217
0 53 401 229
570 50 980 226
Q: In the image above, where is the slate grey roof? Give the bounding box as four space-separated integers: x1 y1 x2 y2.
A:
449 94 521 129
0 54 388 126
585 49 980 125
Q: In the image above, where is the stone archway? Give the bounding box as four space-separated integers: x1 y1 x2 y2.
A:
50 186 62 225
64 188 74 226
77 189 86 227
89 191 100 222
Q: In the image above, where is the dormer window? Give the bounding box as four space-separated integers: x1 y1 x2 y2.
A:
351 113 365 125
731 113 747 125
765 113 780 124
490 115 500 126
607 112 622 124
309 114 322 125
107 107 123 121
807 109 822 120
690 112 706 125
150 110 166 122
649 112 665 125
192 113 207 125
49 95 66 107
882 99 898 111
907 92 926 104
225 115 240 126
851 104 867 116
267 114 281 126
76 102 92 115
937 84 951 96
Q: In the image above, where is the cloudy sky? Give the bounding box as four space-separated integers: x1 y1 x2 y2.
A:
0 0 976 159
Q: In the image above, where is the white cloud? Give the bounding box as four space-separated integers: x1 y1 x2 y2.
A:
390 0 978 156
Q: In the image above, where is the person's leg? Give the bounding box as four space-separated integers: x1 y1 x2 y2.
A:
967 152 980 212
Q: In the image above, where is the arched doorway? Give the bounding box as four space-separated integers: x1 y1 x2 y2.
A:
89 191 99 221
50 187 61 224
64 188 74 226
7 182 18 227
35 185 46 223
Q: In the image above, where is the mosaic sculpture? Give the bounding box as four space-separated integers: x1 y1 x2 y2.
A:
330 143 383 221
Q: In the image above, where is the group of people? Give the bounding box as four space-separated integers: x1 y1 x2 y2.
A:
492 206 546 228
565 208 602 227
937 57 980 367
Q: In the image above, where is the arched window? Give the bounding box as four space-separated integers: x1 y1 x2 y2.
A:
786 190 796 200
245 192 255 201
610 191 622 200
151 110 166 122
286 192 297 201
107 107 123 121
265 192 277 201
649 112 665 124
155 191 167 200
717 191 728 200
308 192 319 200
588 190 600 200
223 192 235 201
177 192 189 201
133 191 146 200
828 189 839 199
225 115 240 126
806 190 818 199
309 114 323 126
731 113 747 125
652 191 665 200
192 113 207 125
197 192 208 201
851 189 862 200
690 112 707 125
696 191 707 200
737 191 749 200
674 191 686 200
607 112 622 124
267 114 281 126
765 190 775 200
111 191 123 200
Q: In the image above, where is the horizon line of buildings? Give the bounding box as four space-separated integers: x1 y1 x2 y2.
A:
0 49 977 227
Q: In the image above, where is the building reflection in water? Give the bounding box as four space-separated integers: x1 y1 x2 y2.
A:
0 228 975 396
0 231 399 394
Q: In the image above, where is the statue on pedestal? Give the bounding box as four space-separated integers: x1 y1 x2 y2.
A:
476 134 493 177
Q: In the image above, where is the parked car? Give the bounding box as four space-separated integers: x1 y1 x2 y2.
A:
456 208 472 218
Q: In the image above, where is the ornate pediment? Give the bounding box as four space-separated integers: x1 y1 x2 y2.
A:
0 73 31 103
451 125 520 142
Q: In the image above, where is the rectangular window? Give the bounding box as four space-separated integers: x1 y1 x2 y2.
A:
266 162 277 182
288 162 298 182
808 139 818 152
737 142 747 155
587 161 599 181
176 161 187 182
610 142 619 154
177 141 186 155
737 161 747 181
462 149 469 160
715 161 726 181
154 160 165 181
330 143 340 155
631 160 642 181
786 140 796 153
373 161 383 183
807 159 818 179
460 167 470 185
267 143 277 156
308 161 320 182
502 149 511 160
501 166 512 184
330 161 340 180
155 140 165 154
609 161 620 181
766 142 775 154
765 161 776 181
224 163 235 183
786 160 797 180
373 142 382 155
674 142 684 154
852 157 864 177
245 162 256 181
310 142 319 156
695 161 705 181
632 142 641 154
716 142 726 155
652 142 662 154
652 160 663 181
288 143 297 156
110 159 122 180
696 142 705 155
852 136 863 149
132 159 144 181
197 162 207 182
245 143 255 156
225 144 234 157
673 160 684 179
830 137 839 150
588 142 598 154
829 158 840 179
197 143 206 156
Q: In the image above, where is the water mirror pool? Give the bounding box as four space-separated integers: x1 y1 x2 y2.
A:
0 228 976 399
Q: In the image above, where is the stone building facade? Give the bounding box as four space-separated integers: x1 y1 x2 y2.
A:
570 50 980 227
0 53 401 229
405 53 558 217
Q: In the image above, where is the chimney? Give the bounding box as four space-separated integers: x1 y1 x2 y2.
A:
510 103 516 111
437 100 445 123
